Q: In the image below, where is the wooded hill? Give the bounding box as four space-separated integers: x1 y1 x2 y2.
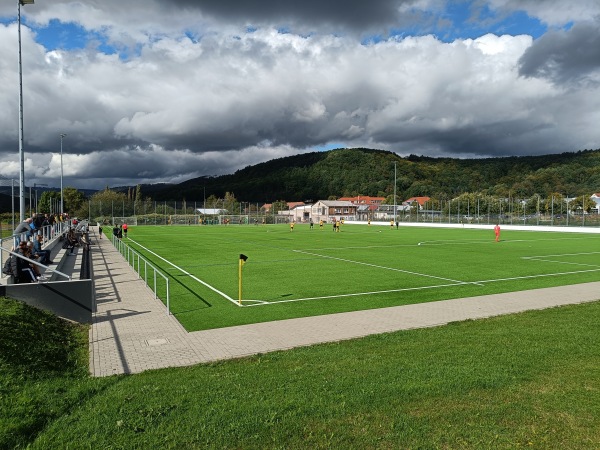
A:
145 147 600 202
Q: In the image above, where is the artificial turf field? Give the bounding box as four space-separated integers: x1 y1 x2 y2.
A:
121 224 600 331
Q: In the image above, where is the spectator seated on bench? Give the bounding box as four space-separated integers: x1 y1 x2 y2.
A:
4 242 44 283
62 228 80 254
33 234 53 265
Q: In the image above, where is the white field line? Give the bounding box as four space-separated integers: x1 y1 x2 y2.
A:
129 239 239 306
293 248 480 286
522 251 600 259
472 267 600 284
522 251 600 268
301 236 596 252
244 266 600 307
522 258 600 268
242 282 465 307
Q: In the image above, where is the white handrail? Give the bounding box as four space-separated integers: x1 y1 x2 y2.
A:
110 235 171 315
0 248 71 281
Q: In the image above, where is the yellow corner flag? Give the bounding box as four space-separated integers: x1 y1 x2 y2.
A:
239 254 248 304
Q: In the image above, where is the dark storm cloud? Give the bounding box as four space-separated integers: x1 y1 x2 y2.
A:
158 0 420 33
518 20 600 84
371 118 565 158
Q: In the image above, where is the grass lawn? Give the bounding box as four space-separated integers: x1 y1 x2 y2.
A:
1 296 599 449
118 224 600 331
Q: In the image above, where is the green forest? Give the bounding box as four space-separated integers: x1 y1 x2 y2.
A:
2 147 600 222
147 147 600 202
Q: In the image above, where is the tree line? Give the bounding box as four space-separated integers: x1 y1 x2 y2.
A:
146 147 600 204
4 147 598 222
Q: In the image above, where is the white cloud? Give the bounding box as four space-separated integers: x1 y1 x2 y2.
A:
0 1 599 191
488 0 600 26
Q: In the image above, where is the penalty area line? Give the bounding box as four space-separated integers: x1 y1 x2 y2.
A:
521 257 600 268
243 282 467 307
128 239 239 306
474 267 600 284
293 249 483 286
244 266 600 308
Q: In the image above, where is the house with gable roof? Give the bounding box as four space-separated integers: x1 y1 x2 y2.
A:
339 195 386 220
311 200 357 223
403 196 431 209
591 193 600 213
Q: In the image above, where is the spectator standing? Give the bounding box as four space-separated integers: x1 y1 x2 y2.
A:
13 218 33 244
33 214 44 231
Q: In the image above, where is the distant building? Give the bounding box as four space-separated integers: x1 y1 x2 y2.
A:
403 196 431 209
196 208 228 215
311 200 357 222
591 193 600 213
339 196 386 221
373 204 410 220
286 201 305 210
287 204 313 222
339 195 386 207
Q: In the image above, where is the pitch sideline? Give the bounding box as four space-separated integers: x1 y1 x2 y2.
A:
128 238 239 306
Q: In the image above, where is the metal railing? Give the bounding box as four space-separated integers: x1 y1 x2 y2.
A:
1 222 69 275
1 248 71 282
110 235 171 315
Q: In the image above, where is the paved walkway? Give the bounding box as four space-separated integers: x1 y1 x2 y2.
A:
89 227 600 377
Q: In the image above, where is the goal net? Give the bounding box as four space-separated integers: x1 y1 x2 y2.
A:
168 214 201 225
219 215 250 225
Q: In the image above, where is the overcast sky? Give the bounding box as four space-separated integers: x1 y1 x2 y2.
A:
1 0 599 190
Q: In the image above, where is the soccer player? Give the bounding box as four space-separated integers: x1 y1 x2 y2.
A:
290 221 295 232
319 219 323 230
122 222 128 238
494 224 501 242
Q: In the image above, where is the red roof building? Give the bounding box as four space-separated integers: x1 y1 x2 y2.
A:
403 196 431 208
339 196 386 211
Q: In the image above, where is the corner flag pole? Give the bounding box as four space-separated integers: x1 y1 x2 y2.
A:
238 254 248 305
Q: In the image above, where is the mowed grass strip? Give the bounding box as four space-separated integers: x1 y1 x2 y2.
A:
2 296 599 449
123 225 600 331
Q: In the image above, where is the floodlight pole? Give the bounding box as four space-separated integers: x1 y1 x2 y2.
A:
60 133 66 214
12 179 15 230
33 182 47 211
18 0 35 222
